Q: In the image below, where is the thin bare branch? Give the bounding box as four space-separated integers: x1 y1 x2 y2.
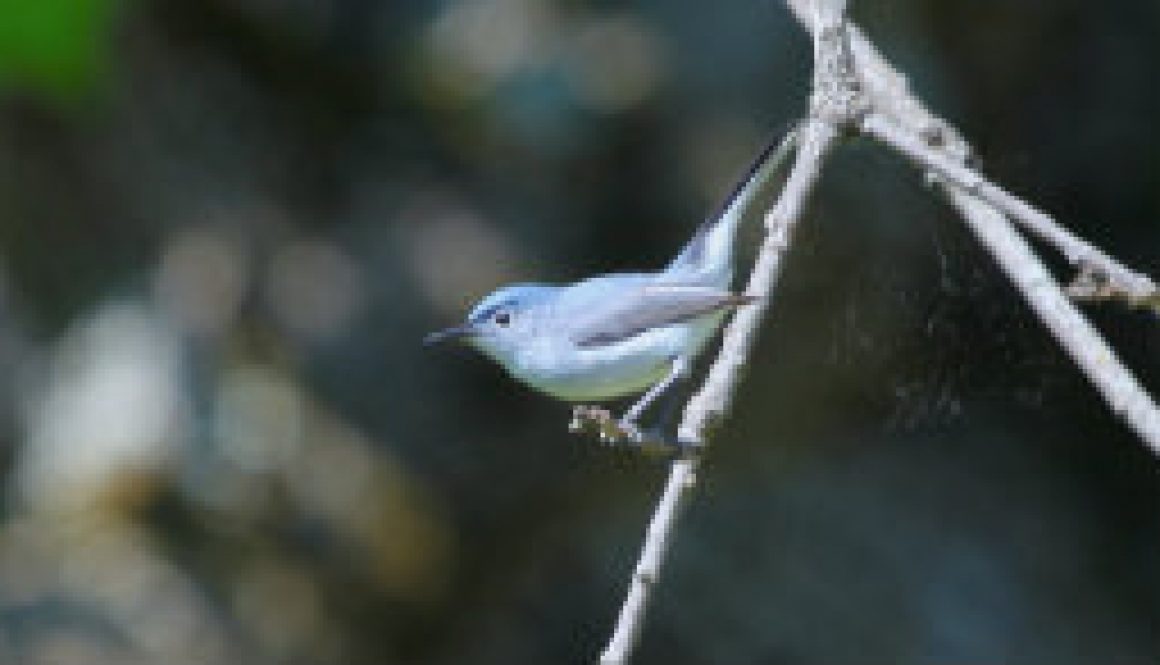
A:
600 2 1160 663
860 114 1160 308
599 119 839 665
597 457 696 665
861 113 1160 450
678 120 839 445
943 184 1160 452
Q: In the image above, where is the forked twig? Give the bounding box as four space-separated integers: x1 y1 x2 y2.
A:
599 3 853 660
598 0 1160 662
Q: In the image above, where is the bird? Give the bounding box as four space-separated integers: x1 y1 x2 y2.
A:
425 128 796 447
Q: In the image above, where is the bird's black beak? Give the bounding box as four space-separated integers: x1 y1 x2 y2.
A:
423 324 477 347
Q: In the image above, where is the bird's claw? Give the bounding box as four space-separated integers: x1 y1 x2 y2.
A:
613 418 642 443
569 405 637 446
568 405 699 454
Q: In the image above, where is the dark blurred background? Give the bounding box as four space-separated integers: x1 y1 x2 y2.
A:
0 0 1157 663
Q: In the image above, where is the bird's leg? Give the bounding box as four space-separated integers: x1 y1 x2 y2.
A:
649 372 687 434
616 357 689 445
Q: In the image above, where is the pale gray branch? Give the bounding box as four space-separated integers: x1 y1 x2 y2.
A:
678 120 838 445
600 1 1160 663
939 183 1160 454
599 120 838 665
785 0 971 162
791 1 1160 448
859 113 1160 451
597 458 696 665
860 114 1160 307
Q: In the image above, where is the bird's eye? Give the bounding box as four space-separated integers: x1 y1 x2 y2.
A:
494 310 511 327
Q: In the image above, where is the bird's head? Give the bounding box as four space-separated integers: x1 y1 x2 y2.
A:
424 284 554 363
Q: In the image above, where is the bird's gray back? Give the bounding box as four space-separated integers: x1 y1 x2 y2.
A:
553 272 745 348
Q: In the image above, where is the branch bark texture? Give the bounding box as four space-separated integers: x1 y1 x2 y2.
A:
789 0 1160 449
599 1 1160 663
599 121 836 665
862 114 1160 452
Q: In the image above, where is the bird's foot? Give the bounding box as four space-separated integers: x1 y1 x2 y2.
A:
569 405 639 445
569 405 703 455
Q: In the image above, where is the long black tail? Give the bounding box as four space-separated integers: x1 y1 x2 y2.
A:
665 121 801 281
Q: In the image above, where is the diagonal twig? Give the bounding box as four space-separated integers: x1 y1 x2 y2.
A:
790 0 1159 314
857 102 1160 453
789 0 1160 449
599 1 1160 662
598 3 854 660
859 114 1160 310
598 118 839 665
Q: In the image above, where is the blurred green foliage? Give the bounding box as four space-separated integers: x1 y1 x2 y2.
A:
0 1 1156 664
0 0 115 98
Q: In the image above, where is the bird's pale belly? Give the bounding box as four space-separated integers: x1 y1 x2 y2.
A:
522 352 671 401
507 316 721 402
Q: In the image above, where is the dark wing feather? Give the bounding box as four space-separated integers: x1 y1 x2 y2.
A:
569 285 754 348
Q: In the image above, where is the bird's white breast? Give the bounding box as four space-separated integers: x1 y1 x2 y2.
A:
506 314 723 402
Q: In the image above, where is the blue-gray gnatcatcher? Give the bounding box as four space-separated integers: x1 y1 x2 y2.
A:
425 129 795 446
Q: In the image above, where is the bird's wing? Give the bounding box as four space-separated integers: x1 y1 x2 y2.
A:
568 284 754 348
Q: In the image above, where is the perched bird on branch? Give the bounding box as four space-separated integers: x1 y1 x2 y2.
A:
426 128 796 447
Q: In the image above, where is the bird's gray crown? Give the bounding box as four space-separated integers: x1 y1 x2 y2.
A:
467 284 554 323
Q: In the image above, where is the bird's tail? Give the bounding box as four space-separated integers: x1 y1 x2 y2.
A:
665 124 800 287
